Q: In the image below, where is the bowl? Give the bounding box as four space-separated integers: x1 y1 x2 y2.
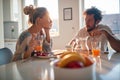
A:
51 59 96 80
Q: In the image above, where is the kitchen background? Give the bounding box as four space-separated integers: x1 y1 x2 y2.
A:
0 0 120 54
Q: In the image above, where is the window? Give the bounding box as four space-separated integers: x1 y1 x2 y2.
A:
24 0 34 30
37 0 59 37
84 0 120 14
12 0 19 21
11 0 22 34
24 0 59 37
25 0 34 6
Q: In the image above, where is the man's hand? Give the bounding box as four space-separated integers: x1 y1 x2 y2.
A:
89 29 102 37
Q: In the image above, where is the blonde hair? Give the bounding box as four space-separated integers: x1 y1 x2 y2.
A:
23 5 47 25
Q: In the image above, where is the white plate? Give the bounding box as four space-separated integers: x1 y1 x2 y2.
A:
36 55 57 59
52 49 67 55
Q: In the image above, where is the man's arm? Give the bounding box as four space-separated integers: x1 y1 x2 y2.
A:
68 39 77 49
103 30 120 52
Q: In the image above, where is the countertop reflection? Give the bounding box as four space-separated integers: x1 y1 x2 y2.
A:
0 52 120 80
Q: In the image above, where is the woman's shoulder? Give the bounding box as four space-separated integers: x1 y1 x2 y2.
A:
20 30 31 37
18 30 31 44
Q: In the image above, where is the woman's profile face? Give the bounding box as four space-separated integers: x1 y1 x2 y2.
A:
39 11 52 29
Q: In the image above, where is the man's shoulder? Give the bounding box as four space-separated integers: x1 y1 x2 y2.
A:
79 27 86 31
98 24 113 34
98 24 110 29
98 24 109 27
77 27 88 36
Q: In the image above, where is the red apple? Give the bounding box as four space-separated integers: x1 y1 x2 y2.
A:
65 61 84 68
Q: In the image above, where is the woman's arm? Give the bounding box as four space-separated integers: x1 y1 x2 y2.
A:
44 28 51 43
42 28 52 52
12 31 32 61
12 38 28 61
12 40 22 61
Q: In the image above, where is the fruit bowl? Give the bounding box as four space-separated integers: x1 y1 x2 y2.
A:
51 52 96 80
51 59 95 80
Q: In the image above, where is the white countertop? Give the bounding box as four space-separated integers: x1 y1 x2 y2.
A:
0 52 120 80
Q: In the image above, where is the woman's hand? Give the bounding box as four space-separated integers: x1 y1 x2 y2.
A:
43 28 51 43
44 27 51 32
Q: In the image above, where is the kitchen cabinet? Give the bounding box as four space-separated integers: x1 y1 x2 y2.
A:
4 21 19 39
4 39 17 54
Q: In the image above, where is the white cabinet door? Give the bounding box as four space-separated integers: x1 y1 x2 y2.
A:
5 42 16 54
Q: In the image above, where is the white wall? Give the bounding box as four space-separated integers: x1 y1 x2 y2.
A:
52 0 80 50
0 0 4 48
1 0 80 50
3 0 11 21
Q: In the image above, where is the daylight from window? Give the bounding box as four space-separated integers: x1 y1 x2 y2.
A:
84 0 120 34
37 0 59 37
24 0 59 37
84 0 120 14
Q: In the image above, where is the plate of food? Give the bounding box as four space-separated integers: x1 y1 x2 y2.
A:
34 52 57 59
37 55 57 59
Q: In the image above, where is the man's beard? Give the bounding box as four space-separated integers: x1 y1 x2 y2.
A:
87 24 96 32
87 27 95 32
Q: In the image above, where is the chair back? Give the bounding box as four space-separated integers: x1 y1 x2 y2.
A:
0 47 13 66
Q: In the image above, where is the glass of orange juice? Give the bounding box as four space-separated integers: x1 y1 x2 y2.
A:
32 34 44 54
91 41 101 57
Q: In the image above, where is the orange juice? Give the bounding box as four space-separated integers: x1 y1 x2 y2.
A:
92 49 100 57
34 45 42 51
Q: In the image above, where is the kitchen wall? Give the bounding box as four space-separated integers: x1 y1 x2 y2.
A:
0 0 4 48
52 0 80 50
1 0 120 52
0 0 81 50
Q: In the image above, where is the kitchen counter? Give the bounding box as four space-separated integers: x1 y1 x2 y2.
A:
0 51 120 80
4 39 17 42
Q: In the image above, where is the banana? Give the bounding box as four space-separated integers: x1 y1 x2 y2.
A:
59 51 79 58
57 53 85 67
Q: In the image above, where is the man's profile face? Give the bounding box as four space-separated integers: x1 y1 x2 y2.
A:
84 14 96 32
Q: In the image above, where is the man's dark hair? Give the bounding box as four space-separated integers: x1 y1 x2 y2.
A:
83 7 102 21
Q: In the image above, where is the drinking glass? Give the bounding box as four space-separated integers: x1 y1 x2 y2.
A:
32 33 44 56
78 36 89 55
35 33 44 49
91 41 101 57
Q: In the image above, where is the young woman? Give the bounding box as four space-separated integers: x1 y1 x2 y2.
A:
12 5 52 61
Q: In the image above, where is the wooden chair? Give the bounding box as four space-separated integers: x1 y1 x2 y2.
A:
0 47 13 66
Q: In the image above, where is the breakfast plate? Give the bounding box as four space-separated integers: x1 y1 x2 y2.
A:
36 54 57 59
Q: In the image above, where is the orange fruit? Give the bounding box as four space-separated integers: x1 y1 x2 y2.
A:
84 56 93 67
57 53 85 68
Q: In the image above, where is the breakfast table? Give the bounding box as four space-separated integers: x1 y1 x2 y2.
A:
0 50 120 80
